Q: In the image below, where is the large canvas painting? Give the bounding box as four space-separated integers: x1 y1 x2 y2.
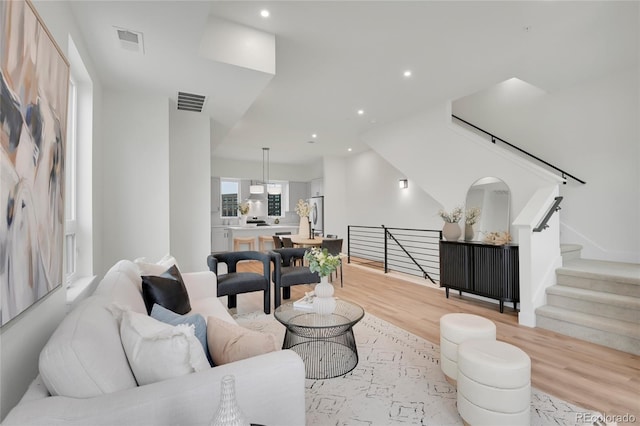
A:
1 0 69 326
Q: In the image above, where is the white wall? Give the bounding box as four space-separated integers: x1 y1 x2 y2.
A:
453 67 640 262
1 0 103 420
211 157 322 182
323 157 348 238
102 93 171 266
169 108 211 272
343 150 442 231
361 103 563 242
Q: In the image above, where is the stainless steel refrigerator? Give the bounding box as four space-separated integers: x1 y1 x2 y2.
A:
308 196 324 236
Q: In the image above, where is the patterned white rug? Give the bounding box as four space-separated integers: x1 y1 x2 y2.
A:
235 311 601 426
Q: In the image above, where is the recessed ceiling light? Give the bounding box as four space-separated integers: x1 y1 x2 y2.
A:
311 133 317 138
357 109 364 115
348 148 352 152
403 70 412 77
260 9 270 18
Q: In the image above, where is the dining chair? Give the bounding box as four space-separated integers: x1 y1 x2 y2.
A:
326 234 338 239
321 238 343 287
270 248 320 308
207 251 271 314
281 237 294 248
272 235 284 249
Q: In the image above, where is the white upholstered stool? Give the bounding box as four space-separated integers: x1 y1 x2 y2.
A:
439 313 496 385
457 339 531 426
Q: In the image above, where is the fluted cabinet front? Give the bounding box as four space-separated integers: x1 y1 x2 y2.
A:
439 241 519 313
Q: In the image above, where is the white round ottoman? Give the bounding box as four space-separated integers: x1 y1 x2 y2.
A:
440 313 496 385
457 339 531 426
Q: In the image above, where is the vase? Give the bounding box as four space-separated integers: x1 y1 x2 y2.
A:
464 224 474 241
298 216 310 238
210 375 250 426
442 222 461 241
239 215 247 226
313 276 336 315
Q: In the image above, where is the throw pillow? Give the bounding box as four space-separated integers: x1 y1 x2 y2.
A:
150 303 214 366
141 264 191 315
207 316 279 365
135 254 179 275
120 309 210 386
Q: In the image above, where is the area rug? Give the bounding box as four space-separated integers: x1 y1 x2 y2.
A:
235 311 601 426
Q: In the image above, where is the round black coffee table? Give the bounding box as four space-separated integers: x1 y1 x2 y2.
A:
274 299 365 379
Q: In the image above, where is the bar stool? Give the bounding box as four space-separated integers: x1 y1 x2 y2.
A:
258 235 275 251
233 237 255 251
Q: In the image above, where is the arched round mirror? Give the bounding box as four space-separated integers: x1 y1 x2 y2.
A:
465 177 510 241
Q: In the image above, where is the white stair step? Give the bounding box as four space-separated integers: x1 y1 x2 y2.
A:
535 305 640 355
560 244 582 262
546 285 640 323
557 258 640 297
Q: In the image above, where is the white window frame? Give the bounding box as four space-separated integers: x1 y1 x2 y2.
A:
64 77 78 285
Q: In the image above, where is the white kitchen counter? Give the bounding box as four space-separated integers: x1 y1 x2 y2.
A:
211 225 299 252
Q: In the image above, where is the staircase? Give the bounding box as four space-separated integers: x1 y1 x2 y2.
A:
535 246 640 355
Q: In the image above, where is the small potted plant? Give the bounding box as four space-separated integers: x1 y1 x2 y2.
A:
237 202 249 225
438 206 463 241
464 207 481 241
304 247 342 315
295 199 311 237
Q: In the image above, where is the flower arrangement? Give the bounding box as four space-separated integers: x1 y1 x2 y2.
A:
304 247 341 277
295 199 310 217
237 202 249 215
438 206 463 223
483 231 512 245
465 207 481 225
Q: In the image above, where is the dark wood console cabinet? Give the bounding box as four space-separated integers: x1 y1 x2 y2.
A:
439 241 519 313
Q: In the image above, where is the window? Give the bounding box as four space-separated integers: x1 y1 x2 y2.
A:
221 179 239 217
64 78 77 284
64 35 93 292
267 181 288 217
268 193 281 216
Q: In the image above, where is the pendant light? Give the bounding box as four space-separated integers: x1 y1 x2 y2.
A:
248 148 269 200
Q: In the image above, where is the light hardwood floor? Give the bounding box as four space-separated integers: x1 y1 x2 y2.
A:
233 260 640 423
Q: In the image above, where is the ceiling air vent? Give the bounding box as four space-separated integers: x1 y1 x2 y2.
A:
114 27 144 54
177 92 207 112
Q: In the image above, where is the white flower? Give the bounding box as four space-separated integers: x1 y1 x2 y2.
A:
438 206 463 223
295 199 311 217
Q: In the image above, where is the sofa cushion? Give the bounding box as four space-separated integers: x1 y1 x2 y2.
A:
120 309 210 386
39 296 137 398
134 254 178 276
150 303 213 366
94 259 147 313
207 316 278 365
141 265 191 315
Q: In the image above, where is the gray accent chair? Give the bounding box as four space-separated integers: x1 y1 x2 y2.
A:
207 251 271 314
270 248 320 308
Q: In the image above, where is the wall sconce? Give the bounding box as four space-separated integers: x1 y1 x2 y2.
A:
399 179 408 189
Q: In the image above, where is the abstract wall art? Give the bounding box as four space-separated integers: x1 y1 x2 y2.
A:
1 0 69 326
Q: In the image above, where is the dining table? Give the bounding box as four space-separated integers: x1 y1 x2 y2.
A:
289 236 325 247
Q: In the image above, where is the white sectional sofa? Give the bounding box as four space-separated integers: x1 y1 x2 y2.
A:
3 259 306 426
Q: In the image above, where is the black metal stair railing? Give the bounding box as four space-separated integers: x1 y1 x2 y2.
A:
347 225 441 283
452 115 586 185
533 196 563 232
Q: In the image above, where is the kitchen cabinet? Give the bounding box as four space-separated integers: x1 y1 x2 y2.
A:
439 240 519 313
211 227 230 252
310 178 323 197
211 177 221 214
288 182 309 212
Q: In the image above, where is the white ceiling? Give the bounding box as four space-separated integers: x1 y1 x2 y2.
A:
68 1 638 165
